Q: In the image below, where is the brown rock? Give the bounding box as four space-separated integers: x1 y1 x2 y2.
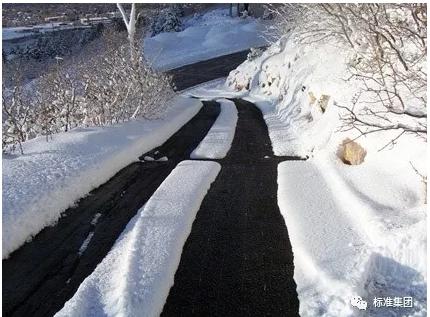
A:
338 138 367 165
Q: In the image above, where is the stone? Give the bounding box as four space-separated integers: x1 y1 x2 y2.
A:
338 138 367 165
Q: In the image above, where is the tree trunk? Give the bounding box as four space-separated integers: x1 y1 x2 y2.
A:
117 3 137 60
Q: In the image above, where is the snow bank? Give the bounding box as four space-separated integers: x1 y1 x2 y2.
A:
55 160 221 317
278 156 426 317
144 8 269 71
2 96 202 259
191 99 237 159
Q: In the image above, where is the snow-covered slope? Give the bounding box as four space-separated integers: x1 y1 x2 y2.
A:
144 8 269 71
2 96 202 259
55 160 220 317
191 99 237 159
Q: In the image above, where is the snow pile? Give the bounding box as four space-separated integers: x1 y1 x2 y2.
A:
55 160 221 317
278 155 426 317
144 7 269 71
191 99 238 159
2 96 202 259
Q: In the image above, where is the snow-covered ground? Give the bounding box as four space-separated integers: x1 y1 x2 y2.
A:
191 99 237 159
2 96 202 259
55 160 220 317
183 28 427 316
278 155 426 317
144 7 269 71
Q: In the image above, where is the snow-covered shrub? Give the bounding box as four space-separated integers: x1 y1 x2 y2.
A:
3 30 175 154
2 61 40 153
2 86 34 154
149 7 183 37
273 4 427 148
227 3 426 160
34 59 85 135
82 31 175 124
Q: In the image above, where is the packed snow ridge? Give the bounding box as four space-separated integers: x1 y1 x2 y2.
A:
2 96 202 259
191 99 238 159
144 7 269 71
55 160 221 317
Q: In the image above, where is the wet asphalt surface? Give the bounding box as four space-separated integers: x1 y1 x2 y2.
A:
3 50 300 317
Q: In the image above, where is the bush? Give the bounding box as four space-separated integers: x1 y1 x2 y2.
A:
149 7 183 37
2 31 175 154
272 4 427 146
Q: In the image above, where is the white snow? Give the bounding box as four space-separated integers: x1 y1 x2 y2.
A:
55 160 221 317
191 99 238 159
2 96 202 259
144 8 269 71
278 154 426 317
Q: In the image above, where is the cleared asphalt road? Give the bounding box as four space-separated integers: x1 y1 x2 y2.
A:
162 99 300 316
168 49 253 91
